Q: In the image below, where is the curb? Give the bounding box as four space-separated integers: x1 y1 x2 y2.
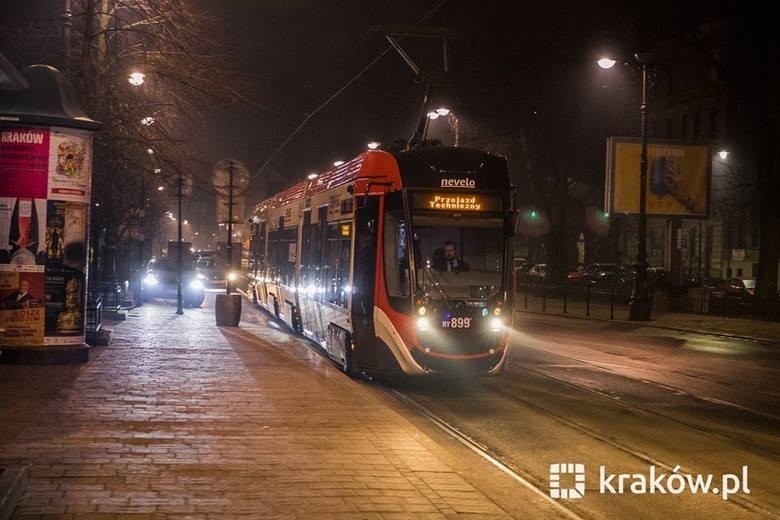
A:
514 308 779 345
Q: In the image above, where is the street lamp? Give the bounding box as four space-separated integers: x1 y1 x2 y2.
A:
128 70 145 86
599 53 653 321
426 107 460 146
367 141 381 150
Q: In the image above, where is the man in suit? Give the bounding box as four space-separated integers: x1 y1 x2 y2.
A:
1 279 37 309
434 241 469 272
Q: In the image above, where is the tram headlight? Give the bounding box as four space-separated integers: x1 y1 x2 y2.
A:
142 273 158 286
417 306 427 316
489 317 503 331
417 317 430 330
189 279 204 290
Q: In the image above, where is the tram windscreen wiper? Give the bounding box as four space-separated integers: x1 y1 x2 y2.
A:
421 266 457 314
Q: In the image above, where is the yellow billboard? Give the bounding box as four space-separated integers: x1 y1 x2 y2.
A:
606 138 710 217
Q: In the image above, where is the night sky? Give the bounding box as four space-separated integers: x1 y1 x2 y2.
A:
1 0 727 235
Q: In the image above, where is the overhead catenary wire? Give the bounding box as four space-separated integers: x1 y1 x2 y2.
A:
249 0 449 185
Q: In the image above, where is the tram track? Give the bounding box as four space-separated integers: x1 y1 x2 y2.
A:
513 338 780 423
505 359 780 459
385 386 592 520
241 300 778 517
385 375 778 519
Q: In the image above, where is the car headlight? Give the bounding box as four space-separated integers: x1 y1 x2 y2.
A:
196 272 205 280
143 273 158 286
189 279 204 290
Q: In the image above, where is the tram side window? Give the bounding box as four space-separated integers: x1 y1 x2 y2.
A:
384 210 411 308
249 222 266 272
323 221 351 308
299 211 314 287
268 226 297 286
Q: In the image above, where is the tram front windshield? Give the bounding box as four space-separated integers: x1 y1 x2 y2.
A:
412 214 505 300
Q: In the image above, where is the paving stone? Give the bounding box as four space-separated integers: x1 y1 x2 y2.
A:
0 301 512 519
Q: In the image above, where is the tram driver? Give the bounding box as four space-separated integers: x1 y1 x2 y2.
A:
433 241 469 273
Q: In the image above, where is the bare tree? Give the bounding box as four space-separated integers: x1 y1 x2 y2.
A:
4 0 258 273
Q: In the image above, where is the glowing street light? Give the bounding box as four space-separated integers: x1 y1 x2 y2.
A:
128 71 145 86
718 150 729 160
157 185 165 191
147 148 154 155
367 141 380 150
141 116 155 126
597 57 617 69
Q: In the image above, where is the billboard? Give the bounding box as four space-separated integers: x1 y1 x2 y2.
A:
0 125 92 347
605 138 710 218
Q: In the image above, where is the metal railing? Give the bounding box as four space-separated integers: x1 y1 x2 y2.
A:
516 277 779 322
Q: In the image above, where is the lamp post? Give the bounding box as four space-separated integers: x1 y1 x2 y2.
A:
599 53 653 320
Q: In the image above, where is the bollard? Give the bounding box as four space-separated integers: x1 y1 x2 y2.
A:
610 287 615 320
586 284 591 317
542 277 546 312
563 284 568 314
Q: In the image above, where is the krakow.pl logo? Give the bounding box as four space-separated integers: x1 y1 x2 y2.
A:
549 463 750 501
549 463 586 499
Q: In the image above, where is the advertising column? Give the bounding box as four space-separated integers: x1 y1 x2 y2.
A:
1 64 99 363
0 125 92 350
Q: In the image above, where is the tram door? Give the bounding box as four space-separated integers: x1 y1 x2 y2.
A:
350 196 379 367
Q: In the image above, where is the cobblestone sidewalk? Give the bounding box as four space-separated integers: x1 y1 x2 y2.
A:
0 300 515 519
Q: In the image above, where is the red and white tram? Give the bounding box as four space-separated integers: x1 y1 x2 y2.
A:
248 147 515 376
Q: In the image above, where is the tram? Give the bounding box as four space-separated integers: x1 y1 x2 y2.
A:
247 147 515 376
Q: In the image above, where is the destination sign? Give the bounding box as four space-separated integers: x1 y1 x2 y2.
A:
412 192 502 212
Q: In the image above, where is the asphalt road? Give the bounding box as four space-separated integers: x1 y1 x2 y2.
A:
385 312 780 519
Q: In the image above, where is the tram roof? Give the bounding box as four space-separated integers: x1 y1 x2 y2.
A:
252 147 509 214
392 147 511 190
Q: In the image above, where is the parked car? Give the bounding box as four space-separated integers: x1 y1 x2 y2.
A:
582 263 626 287
526 263 546 278
141 258 205 307
513 257 532 273
566 265 584 283
710 278 755 300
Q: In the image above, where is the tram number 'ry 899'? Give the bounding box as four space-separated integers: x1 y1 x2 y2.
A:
442 317 472 329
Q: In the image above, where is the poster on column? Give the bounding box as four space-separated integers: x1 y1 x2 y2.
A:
0 270 45 346
47 127 93 203
44 201 87 344
0 126 49 199
0 197 47 270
